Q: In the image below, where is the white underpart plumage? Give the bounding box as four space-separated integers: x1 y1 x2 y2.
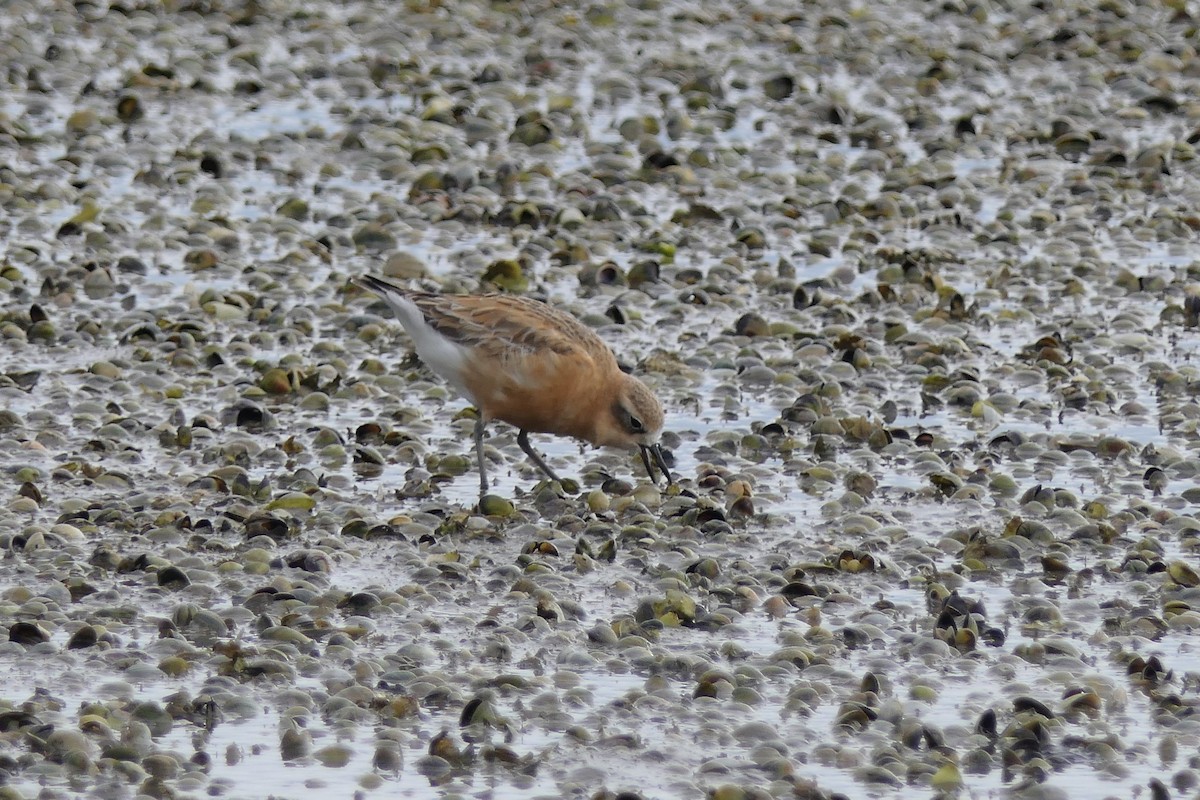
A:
375 290 477 404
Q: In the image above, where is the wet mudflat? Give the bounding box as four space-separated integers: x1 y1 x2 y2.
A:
2 1 1200 799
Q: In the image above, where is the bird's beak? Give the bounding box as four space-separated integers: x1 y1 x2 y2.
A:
640 443 673 487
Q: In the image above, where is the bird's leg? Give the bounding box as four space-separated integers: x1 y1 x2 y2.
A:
517 429 561 482
475 417 489 496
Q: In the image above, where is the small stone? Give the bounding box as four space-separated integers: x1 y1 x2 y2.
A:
90 361 123 379
382 252 426 280
259 368 292 394
478 495 516 517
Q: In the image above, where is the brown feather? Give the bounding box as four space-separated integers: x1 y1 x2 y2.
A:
409 293 618 369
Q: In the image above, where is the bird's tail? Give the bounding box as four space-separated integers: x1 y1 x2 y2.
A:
353 273 408 298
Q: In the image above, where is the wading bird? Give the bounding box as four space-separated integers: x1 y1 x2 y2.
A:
355 275 671 497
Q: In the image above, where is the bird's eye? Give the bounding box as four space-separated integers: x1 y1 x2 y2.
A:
628 414 644 433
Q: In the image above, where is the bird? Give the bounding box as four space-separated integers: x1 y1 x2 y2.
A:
354 274 671 497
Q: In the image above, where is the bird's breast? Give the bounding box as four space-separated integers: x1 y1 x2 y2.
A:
463 351 611 443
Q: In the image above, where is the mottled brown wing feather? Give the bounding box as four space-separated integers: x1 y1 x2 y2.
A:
409 293 618 369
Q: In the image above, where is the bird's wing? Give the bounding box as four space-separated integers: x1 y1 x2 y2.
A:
409 293 618 369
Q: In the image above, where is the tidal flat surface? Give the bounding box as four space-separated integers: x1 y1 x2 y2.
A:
2 1 1200 799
